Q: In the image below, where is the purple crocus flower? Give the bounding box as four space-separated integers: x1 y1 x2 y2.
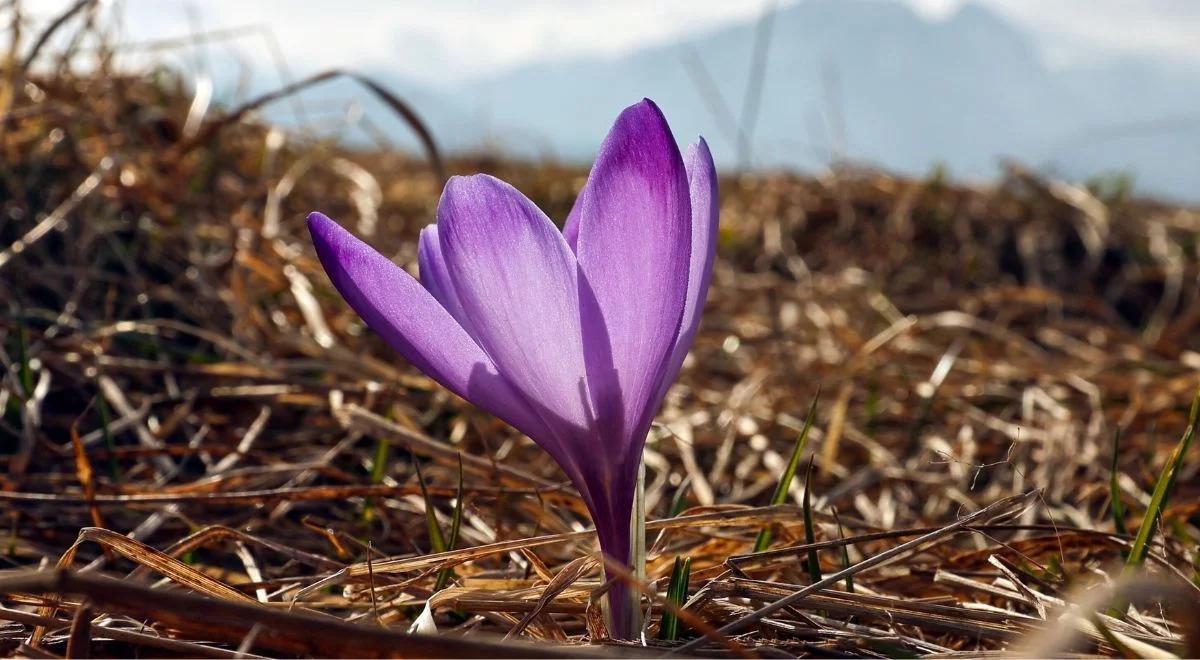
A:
307 99 717 638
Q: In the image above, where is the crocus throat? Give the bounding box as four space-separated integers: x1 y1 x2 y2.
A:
594 487 636 638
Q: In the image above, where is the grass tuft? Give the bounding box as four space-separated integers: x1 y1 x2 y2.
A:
1125 389 1200 569
754 390 819 552
657 554 692 641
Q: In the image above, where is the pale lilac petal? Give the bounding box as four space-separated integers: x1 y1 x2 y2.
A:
417 224 476 337
572 99 692 456
655 138 719 402
435 175 594 439
307 212 548 439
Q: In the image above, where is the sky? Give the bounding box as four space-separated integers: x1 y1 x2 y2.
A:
23 0 1200 84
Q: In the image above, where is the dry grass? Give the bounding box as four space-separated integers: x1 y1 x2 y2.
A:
2 3 1200 657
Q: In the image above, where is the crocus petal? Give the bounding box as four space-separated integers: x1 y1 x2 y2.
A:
571 99 692 458
655 138 719 402
417 224 477 337
307 212 549 439
435 175 594 442
420 221 604 515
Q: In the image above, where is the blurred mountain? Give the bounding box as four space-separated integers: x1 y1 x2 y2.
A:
297 0 1200 201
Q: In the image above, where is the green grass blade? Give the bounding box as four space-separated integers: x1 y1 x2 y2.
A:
412 455 447 553
6 515 17 557
668 476 691 518
773 392 820 507
802 457 822 584
447 454 463 551
658 556 683 640
1126 389 1199 568
433 454 464 592
16 324 33 399
833 508 854 593
1109 428 1127 537
369 437 389 484
95 393 120 481
658 555 692 641
361 436 390 524
754 390 819 552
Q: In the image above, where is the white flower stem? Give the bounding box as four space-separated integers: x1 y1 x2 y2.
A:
627 455 646 638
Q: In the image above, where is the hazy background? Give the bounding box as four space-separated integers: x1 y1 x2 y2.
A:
26 0 1200 200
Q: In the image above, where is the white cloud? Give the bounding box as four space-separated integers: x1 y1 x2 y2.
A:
25 0 776 82
21 0 1200 84
912 0 1200 64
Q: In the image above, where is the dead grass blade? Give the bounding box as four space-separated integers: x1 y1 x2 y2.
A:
1 570 602 658
166 69 443 180
0 605 258 658
18 0 92 71
68 414 103 530
0 158 109 271
63 528 254 602
28 526 255 644
507 555 599 639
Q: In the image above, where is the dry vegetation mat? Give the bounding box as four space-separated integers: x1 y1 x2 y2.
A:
1 3 1199 657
